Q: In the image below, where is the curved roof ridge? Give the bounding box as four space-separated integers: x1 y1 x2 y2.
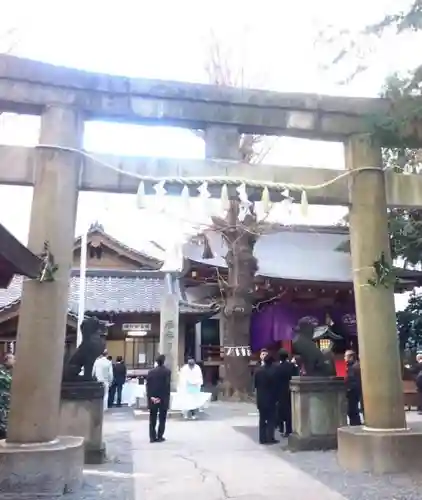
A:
74 224 163 267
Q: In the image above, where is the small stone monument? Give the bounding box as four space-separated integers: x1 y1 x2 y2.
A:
288 319 347 451
60 317 108 464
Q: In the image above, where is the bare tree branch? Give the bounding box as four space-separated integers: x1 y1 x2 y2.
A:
317 2 422 84
201 30 276 163
365 0 422 35
196 32 279 398
0 24 20 54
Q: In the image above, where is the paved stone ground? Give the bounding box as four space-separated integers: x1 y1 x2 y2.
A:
67 403 422 500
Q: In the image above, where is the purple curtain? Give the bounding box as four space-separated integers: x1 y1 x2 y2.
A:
250 305 275 352
330 309 357 336
250 302 357 352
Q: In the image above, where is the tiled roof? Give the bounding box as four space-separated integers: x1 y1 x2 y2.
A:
184 226 354 283
0 270 213 315
184 225 422 286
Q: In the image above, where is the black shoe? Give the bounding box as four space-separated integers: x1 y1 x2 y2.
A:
156 437 166 442
282 432 291 438
150 437 157 443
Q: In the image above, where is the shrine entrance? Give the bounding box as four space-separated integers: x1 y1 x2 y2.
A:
1 54 422 490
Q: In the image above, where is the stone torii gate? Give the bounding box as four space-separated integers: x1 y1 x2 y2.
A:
0 55 422 493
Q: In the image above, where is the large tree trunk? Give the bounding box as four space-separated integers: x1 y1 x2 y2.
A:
213 201 258 400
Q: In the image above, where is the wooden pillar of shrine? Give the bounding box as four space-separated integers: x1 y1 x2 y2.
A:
7 105 83 443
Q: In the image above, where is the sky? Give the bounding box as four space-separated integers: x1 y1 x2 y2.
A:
0 0 420 277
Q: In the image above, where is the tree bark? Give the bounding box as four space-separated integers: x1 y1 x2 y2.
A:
213 201 258 400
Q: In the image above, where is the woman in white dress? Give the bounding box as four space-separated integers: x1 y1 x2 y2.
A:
178 358 203 420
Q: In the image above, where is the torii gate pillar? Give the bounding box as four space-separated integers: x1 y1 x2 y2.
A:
338 134 422 474
0 106 84 496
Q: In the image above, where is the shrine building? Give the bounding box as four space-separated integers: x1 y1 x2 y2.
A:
1 222 420 381
0 223 213 373
182 224 422 380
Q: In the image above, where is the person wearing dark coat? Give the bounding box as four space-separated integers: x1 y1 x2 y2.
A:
413 354 422 413
344 350 362 426
146 354 171 443
108 356 127 408
274 349 298 437
254 354 279 445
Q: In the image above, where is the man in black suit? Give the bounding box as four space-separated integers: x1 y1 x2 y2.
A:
254 354 279 445
275 349 298 437
146 354 171 443
344 350 362 426
108 356 127 408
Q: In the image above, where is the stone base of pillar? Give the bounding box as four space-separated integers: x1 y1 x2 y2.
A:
288 376 347 451
0 435 84 498
133 409 180 420
135 395 148 410
84 442 106 465
59 381 106 464
338 425 422 474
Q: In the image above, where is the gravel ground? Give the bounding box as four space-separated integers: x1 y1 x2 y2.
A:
233 424 422 500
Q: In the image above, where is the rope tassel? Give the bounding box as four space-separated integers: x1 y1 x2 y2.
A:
181 185 190 213
153 180 167 197
198 181 211 199
220 184 230 211
236 183 251 205
300 190 309 217
136 181 146 209
261 186 271 214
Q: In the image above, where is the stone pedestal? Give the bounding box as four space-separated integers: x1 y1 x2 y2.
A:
135 395 148 410
0 436 84 499
59 381 106 464
288 376 347 451
338 425 422 474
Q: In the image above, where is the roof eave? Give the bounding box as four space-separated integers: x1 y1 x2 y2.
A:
83 308 216 315
0 224 41 279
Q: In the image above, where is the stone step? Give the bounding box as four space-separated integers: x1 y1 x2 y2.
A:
133 410 182 420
